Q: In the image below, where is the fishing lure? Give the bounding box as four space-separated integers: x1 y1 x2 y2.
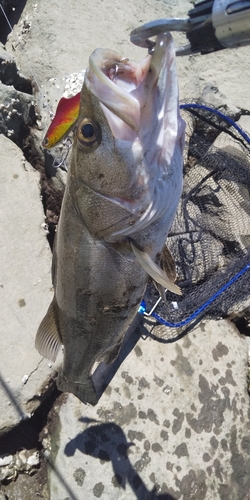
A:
42 92 81 148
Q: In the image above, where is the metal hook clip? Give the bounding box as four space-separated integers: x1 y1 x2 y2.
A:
130 18 193 56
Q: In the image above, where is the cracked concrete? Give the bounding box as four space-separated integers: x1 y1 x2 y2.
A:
0 134 62 435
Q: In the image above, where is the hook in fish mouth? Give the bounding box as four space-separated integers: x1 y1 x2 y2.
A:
86 32 178 138
108 57 130 80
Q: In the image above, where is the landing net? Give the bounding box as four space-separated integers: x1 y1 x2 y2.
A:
140 104 250 334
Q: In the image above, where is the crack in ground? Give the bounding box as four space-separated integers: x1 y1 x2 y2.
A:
21 359 44 386
0 382 61 456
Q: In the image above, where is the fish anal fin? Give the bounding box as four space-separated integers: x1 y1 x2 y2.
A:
35 298 62 362
131 243 182 296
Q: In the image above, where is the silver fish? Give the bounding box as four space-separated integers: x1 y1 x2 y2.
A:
35 33 185 405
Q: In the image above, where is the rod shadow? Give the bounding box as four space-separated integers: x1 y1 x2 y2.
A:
65 421 177 500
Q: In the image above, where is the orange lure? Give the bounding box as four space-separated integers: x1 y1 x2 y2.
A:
42 92 81 148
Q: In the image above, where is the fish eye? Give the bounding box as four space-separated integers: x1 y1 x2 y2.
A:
77 118 101 147
81 123 95 139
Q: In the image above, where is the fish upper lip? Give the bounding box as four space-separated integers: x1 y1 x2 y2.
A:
86 50 141 132
86 34 172 135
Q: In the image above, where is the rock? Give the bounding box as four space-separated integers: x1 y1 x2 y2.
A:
200 83 240 118
0 134 62 436
0 456 13 467
4 0 190 156
0 455 15 482
0 45 32 93
182 47 250 111
237 115 250 137
5 0 190 86
0 493 8 500
47 319 250 500
0 448 40 482
0 82 35 144
0 45 14 64
18 449 40 470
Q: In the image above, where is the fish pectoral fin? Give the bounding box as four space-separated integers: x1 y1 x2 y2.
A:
131 244 182 296
35 298 62 362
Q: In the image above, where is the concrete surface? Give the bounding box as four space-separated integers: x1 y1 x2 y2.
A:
47 319 250 500
0 134 62 435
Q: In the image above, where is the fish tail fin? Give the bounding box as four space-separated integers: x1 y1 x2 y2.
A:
35 297 62 362
57 370 99 406
131 243 182 296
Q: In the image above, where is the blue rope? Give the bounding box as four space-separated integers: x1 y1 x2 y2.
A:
138 104 250 327
180 103 250 145
139 264 250 327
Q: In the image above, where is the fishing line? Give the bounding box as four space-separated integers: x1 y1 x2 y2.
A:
0 2 12 31
0 2 54 119
0 2 73 168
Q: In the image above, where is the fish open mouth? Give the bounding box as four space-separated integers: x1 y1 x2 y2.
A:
84 33 185 239
85 33 176 141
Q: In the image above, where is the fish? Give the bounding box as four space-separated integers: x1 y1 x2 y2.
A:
42 92 81 148
35 32 185 405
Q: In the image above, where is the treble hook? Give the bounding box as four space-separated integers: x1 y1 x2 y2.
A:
52 136 73 171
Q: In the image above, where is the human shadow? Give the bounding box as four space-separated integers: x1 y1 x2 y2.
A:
65 422 177 500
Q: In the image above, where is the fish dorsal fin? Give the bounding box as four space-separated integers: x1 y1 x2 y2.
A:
35 298 62 362
131 244 182 296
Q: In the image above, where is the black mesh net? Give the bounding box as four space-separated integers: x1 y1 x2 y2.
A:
141 104 250 335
